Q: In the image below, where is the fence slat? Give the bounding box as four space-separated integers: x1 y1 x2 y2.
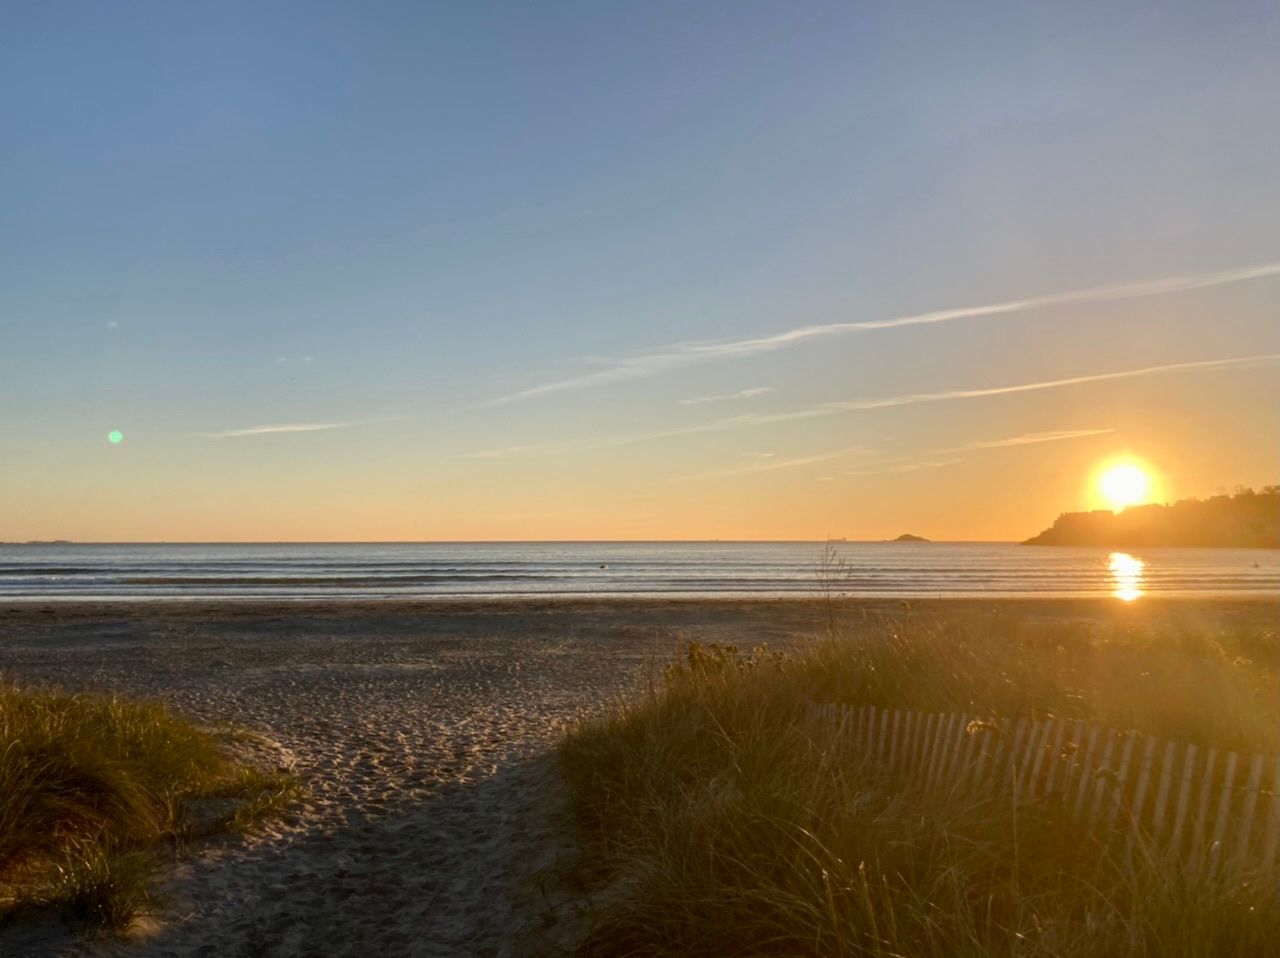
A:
1189 749 1219 872
1128 736 1159 832
927 714 954 788
914 713 936 785
904 710 920 776
969 720 999 792
877 709 891 765
1167 744 1198 856
1209 752 1240 868
1072 725 1102 818
907 710 923 776
1016 720 1045 796
957 718 982 786
1042 718 1068 798
1004 718 1029 791
1027 719 1055 798
916 717 936 783
1088 731 1118 824
887 709 903 774
1107 732 1138 829
1262 758 1280 873
1151 741 1178 841
1234 754 1265 867
943 715 972 786
1059 720 1087 804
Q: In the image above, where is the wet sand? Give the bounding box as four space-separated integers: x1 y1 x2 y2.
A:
0 597 1274 957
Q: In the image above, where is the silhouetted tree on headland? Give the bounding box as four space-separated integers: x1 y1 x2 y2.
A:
1023 486 1279 547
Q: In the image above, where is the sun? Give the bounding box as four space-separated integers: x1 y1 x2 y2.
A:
1096 462 1151 511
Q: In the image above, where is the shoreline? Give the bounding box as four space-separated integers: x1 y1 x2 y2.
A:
3 593 1276 623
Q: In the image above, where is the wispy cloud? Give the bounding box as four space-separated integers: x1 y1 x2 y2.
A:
196 422 351 439
671 446 868 482
953 428 1114 452
728 354 1280 428
481 263 1280 406
679 386 775 406
878 427 1114 476
890 458 965 474
461 353 1278 460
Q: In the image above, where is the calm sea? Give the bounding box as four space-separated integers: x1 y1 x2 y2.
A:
0 542 1276 601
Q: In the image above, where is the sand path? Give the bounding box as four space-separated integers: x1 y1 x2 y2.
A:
0 601 830 957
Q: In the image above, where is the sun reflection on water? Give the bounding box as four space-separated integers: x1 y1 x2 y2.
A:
1108 552 1145 601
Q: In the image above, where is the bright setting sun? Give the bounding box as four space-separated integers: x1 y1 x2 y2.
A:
1097 462 1152 511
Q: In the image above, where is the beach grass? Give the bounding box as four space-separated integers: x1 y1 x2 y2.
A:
560 610 1280 956
0 681 301 933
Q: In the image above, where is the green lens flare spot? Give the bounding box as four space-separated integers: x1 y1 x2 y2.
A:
107 430 124 444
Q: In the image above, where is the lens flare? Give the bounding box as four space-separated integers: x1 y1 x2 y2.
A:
107 430 123 444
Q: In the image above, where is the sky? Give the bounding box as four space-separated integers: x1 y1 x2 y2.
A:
2 0 1278 542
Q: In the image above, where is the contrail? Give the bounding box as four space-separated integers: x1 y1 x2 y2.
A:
482 262 1280 406
196 422 350 439
463 353 1280 459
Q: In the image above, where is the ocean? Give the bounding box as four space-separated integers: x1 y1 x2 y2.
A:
0 541 1276 601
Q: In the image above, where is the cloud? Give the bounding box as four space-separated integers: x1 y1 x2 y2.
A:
679 386 775 406
481 263 1280 406
197 422 351 439
671 446 868 482
875 427 1115 476
953 428 1115 451
890 458 965 474
461 353 1278 461
726 354 1280 429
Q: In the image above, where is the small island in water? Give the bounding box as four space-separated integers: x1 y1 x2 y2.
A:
891 533 930 543
1024 486 1280 548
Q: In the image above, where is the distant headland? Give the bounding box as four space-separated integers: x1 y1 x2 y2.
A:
1024 487 1279 548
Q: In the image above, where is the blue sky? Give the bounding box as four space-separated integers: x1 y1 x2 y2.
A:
3 1 1278 540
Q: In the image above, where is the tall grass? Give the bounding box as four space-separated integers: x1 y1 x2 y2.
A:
0 682 300 933
560 614 1280 956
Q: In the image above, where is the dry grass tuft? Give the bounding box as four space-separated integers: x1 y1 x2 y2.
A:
561 614 1280 956
0 681 300 935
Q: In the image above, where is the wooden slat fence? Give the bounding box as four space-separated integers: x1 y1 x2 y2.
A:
803 701 1280 877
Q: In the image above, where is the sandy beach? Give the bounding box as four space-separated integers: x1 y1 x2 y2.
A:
0 597 1274 957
